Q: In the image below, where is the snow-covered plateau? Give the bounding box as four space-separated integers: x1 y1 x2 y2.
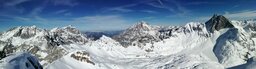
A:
1 14 256 69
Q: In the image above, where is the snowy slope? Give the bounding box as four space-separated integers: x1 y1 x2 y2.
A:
228 57 256 69
213 20 256 68
46 21 223 69
47 33 224 69
46 15 256 69
0 52 42 69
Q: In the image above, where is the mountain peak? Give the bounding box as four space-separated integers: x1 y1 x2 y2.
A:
212 14 218 18
51 25 81 34
138 21 147 25
2 26 42 39
205 14 234 33
98 35 115 42
99 35 111 40
128 21 152 31
63 25 75 29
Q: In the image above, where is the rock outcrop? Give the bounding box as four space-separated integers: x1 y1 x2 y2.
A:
205 14 234 33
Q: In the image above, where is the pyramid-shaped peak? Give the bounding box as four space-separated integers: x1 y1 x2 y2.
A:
213 14 230 18
212 14 218 17
138 21 147 25
63 25 76 29
135 21 149 26
129 21 152 30
97 35 118 43
211 14 226 19
205 14 234 33
99 35 113 41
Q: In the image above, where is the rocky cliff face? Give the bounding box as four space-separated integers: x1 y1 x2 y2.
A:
205 14 234 33
113 21 160 48
0 25 88 66
70 51 95 65
114 21 209 50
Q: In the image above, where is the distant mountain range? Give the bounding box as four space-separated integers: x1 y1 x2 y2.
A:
84 30 123 40
1 14 256 69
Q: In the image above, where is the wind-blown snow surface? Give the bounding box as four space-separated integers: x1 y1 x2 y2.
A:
46 20 256 69
46 22 226 69
0 52 42 69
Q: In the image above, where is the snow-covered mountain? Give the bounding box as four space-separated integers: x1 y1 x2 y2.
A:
1 14 256 69
0 25 88 66
113 21 161 48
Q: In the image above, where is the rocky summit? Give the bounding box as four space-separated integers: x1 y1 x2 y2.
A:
205 14 234 33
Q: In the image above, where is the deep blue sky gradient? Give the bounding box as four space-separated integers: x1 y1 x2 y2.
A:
0 0 255 32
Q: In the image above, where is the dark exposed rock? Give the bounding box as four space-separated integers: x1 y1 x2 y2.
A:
50 26 88 44
159 23 209 40
70 51 95 65
205 14 234 33
27 56 43 69
245 23 256 31
0 41 16 60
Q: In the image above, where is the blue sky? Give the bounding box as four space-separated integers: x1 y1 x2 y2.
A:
0 0 256 32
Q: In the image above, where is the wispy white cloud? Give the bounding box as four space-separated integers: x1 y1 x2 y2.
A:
64 12 72 16
55 9 68 14
168 0 190 16
0 0 30 14
224 10 256 19
51 0 78 7
74 15 124 23
29 0 50 17
147 0 190 16
140 16 155 20
157 0 164 6
185 2 221 5
4 0 30 6
147 1 164 8
103 0 156 13
108 7 134 12
141 10 158 14
9 15 133 31
54 9 72 16
196 10 256 22
13 17 31 21
104 4 137 13
72 15 132 31
196 16 211 21
30 7 44 16
233 5 239 8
